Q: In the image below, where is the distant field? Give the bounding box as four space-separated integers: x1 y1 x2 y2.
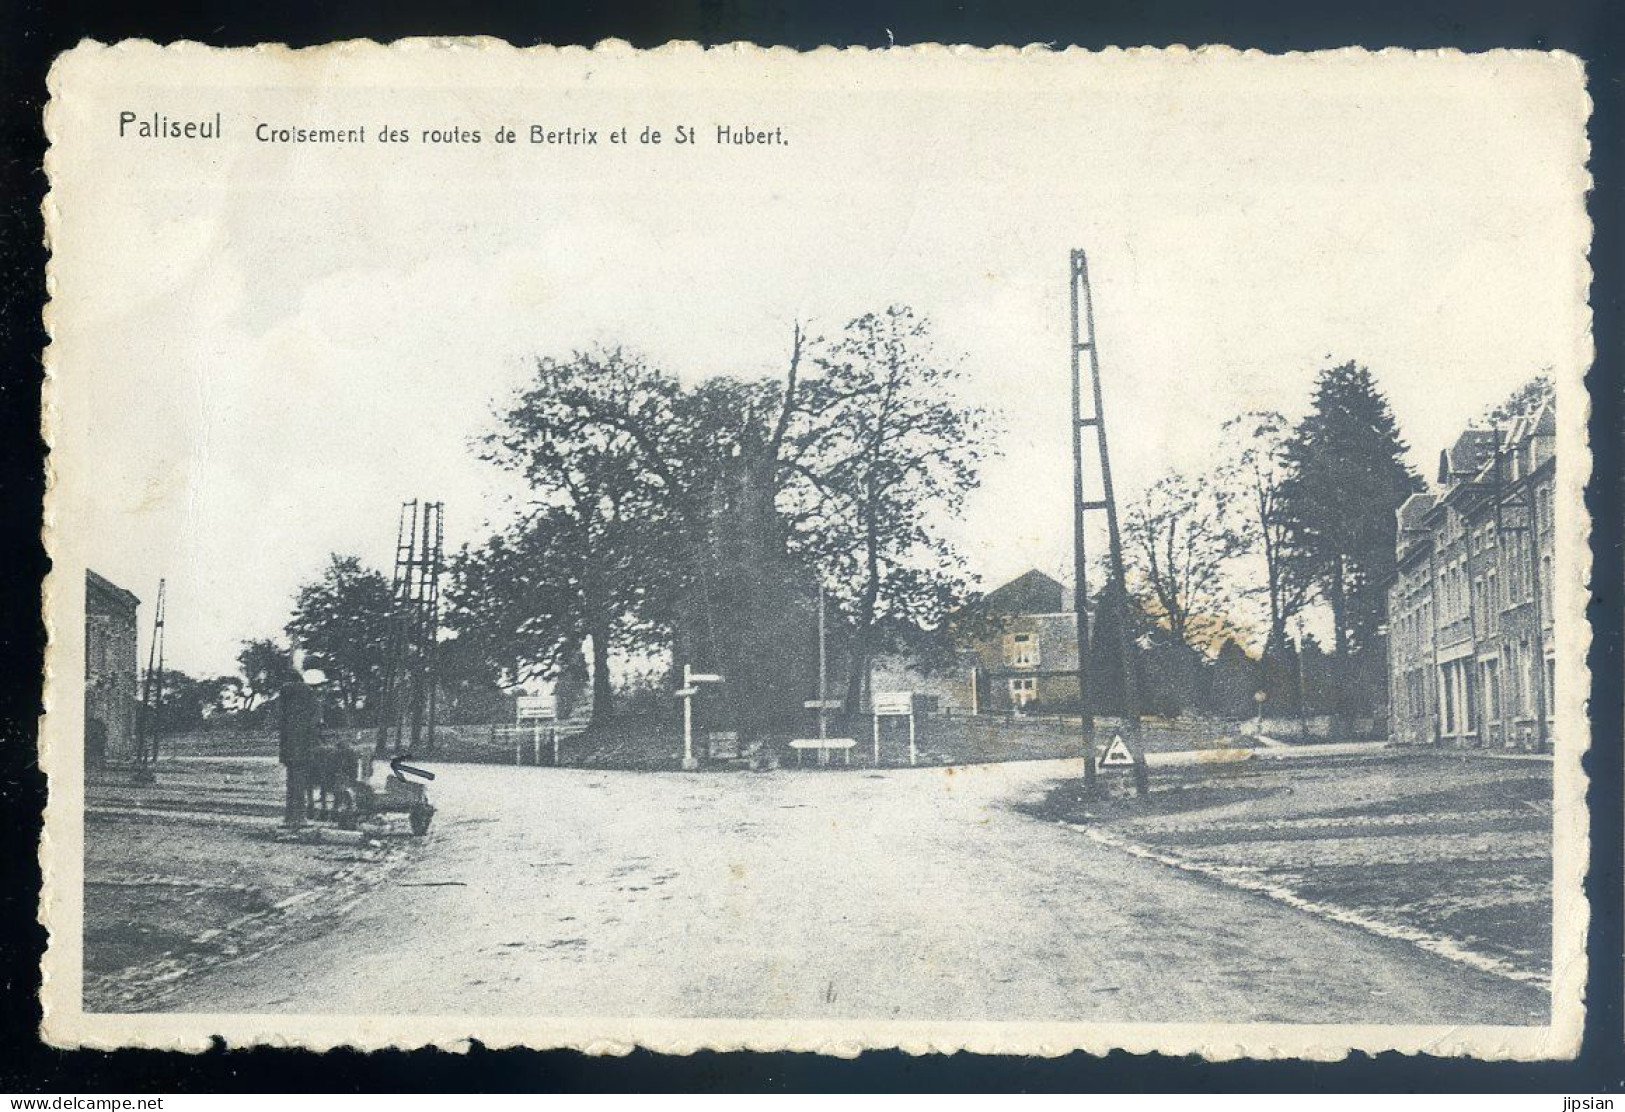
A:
159 713 1253 772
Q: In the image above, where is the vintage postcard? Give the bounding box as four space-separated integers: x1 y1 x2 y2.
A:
39 41 1593 1058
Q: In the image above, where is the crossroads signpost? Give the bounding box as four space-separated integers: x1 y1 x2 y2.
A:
791 586 855 765
677 665 723 771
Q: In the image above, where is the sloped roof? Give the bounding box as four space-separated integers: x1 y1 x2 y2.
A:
981 569 1067 615
1438 428 1498 484
1397 492 1437 530
85 569 140 614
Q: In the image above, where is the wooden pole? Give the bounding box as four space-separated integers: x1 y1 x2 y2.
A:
1070 255 1098 794
817 586 828 743
682 664 696 770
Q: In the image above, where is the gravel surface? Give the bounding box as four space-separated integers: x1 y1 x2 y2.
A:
1028 750 1553 983
139 758 1547 1024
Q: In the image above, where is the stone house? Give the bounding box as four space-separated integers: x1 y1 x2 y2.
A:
85 569 140 762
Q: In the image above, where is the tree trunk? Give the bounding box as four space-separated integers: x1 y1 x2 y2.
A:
844 492 883 726
1329 556 1349 657
589 626 614 725
1265 553 1285 650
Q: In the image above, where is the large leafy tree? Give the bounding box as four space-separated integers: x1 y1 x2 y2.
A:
284 555 394 717
446 492 662 724
791 306 994 713
468 316 993 741
471 347 794 725
235 638 293 711
1122 471 1242 654
1278 363 1422 657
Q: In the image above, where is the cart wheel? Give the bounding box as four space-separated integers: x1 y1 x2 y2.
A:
408 803 434 836
333 787 358 831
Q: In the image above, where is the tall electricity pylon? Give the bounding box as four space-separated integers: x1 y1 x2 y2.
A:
1069 249 1149 797
374 500 445 756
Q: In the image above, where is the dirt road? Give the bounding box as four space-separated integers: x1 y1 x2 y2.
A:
153 759 1547 1023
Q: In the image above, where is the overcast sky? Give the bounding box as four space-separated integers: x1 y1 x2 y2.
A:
50 48 1588 676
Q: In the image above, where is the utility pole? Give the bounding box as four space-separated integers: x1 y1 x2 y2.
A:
133 578 166 785
817 585 829 745
1069 249 1149 797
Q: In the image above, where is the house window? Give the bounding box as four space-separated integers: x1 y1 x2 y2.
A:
1520 641 1535 717
1439 664 1455 734
1504 646 1519 720
1006 632 1040 668
1545 655 1556 718
1009 677 1037 707
1482 659 1500 725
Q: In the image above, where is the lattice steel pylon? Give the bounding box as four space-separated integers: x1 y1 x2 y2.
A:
1069 249 1149 797
133 578 166 783
374 500 445 756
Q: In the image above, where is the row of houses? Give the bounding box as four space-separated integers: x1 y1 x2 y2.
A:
1387 400 1556 751
879 400 1560 753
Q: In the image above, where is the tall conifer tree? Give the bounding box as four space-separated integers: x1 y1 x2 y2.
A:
1279 363 1422 658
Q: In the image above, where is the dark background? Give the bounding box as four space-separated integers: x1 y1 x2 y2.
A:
2 0 1620 1093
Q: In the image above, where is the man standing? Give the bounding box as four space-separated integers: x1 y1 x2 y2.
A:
277 652 323 829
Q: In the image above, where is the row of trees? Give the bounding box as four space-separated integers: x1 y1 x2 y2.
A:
128 637 295 731
162 332 1547 733
1115 365 1552 720
1114 362 1422 718
1122 363 1421 661
153 307 996 734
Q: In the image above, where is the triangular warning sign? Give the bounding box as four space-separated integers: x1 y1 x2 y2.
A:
1097 734 1135 768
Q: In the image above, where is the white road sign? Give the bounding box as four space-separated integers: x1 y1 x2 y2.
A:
1098 734 1135 767
515 694 556 721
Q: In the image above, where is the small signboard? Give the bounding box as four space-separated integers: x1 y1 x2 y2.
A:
873 691 914 717
707 730 744 760
515 694 556 722
872 692 918 767
1098 734 1135 768
804 699 844 710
